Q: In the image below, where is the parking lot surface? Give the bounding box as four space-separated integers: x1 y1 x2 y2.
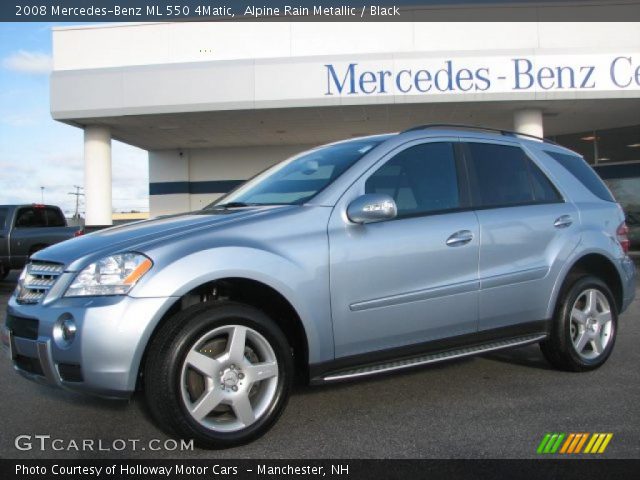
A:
1 270 638 459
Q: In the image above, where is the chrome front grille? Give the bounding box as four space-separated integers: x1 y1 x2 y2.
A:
16 262 65 304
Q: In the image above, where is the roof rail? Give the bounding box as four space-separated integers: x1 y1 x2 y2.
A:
400 123 560 146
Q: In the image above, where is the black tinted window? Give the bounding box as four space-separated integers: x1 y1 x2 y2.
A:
45 208 65 227
365 142 459 217
466 143 561 208
545 150 615 202
15 208 47 228
0 208 7 228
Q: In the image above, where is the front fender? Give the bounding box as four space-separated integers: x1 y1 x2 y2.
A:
130 246 333 364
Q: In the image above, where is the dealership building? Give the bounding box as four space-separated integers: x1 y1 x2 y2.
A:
49 15 640 226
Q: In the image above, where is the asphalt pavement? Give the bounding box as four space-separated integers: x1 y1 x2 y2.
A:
0 270 638 459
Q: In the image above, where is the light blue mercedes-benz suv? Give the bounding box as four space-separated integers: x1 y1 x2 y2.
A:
3 125 636 447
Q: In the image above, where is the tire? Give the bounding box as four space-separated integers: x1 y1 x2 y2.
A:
144 301 294 448
0 265 8 281
540 275 617 372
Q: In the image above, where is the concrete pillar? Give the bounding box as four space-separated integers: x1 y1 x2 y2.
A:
513 109 543 138
148 149 190 217
84 125 112 226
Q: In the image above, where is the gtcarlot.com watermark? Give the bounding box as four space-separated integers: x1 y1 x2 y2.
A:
15 435 194 452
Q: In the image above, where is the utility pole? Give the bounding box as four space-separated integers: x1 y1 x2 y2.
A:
68 185 85 220
40 186 44 203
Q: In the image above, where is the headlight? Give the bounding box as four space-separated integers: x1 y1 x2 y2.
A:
65 253 153 297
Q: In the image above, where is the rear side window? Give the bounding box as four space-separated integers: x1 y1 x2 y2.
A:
45 208 65 227
465 143 562 208
544 150 615 202
15 208 47 228
365 142 460 217
0 208 7 228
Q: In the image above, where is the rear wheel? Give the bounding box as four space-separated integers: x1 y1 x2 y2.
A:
540 275 617 371
144 302 293 448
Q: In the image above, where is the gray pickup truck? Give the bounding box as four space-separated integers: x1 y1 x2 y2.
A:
0 204 82 280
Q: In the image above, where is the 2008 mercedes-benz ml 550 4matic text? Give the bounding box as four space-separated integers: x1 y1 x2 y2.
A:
3 125 636 448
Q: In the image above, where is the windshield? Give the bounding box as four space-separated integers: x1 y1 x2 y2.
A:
206 138 386 208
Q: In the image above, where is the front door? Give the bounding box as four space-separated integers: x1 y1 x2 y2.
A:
328 140 480 358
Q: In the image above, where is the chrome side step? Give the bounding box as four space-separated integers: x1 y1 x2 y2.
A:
322 333 547 382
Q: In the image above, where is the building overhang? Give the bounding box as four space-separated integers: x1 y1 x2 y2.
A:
50 21 640 150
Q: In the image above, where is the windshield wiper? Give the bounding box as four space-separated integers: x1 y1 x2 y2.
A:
208 201 294 210
213 202 254 209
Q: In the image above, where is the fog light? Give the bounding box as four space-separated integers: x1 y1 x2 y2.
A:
53 315 76 348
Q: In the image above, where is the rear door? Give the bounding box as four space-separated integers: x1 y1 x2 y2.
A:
462 140 579 330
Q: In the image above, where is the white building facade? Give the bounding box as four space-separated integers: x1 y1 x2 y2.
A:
50 19 640 225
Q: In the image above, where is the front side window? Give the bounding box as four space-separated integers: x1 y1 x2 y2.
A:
365 142 460 218
465 142 561 208
207 138 388 208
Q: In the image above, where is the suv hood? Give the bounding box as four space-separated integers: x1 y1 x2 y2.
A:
31 206 294 271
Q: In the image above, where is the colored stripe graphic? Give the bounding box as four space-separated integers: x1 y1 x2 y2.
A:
537 433 613 454
597 434 613 453
537 434 552 454
559 433 575 454
537 433 565 454
574 433 589 454
585 433 614 454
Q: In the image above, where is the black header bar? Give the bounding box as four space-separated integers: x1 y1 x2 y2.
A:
3 1 640 22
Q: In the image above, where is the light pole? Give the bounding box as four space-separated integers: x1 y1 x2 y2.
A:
40 186 44 203
68 185 85 220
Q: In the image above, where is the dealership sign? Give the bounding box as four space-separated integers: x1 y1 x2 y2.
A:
323 54 640 96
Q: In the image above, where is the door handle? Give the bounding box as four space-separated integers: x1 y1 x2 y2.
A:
554 215 573 229
446 230 474 247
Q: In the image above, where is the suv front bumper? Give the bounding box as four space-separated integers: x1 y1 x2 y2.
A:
2 294 174 398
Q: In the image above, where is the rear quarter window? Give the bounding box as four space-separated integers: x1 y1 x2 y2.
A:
545 150 615 202
45 208 66 227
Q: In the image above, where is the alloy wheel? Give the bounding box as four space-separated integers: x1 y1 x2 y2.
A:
569 288 613 360
180 325 279 432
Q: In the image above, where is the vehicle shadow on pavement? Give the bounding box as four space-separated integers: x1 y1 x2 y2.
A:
482 344 554 371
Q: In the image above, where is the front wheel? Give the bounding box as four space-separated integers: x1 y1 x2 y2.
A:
540 275 617 372
144 302 294 448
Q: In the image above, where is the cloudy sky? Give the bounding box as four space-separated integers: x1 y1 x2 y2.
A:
0 23 148 216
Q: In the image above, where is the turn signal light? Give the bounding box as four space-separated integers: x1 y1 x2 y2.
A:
617 222 630 253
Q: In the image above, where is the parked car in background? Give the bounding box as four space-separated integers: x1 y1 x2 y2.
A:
626 211 640 250
2 126 636 448
0 204 83 280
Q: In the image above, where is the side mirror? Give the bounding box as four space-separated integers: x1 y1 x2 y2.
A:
347 194 397 224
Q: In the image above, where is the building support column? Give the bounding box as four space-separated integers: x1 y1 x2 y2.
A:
84 125 112 227
513 109 543 138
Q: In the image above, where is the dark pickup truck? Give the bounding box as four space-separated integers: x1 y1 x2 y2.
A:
0 204 82 280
